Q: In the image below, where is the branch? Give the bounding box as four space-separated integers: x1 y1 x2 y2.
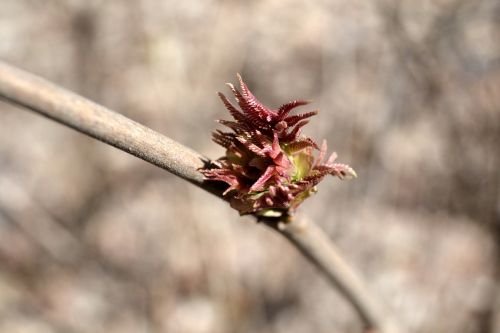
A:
264 217 398 333
0 60 398 333
0 61 224 196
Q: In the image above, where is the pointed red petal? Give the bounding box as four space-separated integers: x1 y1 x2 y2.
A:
283 110 318 127
217 119 250 134
212 130 236 148
270 133 280 158
236 136 266 157
217 92 250 124
330 163 357 179
298 169 330 187
228 83 270 128
326 151 338 165
286 139 317 154
250 166 276 191
284 120 309 141
314 140 327 167
277 100 311 119
237 74 278 121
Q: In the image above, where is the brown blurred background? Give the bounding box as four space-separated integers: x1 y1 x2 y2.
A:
0 1 499 332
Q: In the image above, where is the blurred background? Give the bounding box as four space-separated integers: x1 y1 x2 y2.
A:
0 0 499 332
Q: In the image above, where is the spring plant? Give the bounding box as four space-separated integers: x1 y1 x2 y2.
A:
1 62 393 332
201 75 356 218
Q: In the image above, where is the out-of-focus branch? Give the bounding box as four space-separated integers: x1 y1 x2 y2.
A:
264 216 398 333
0 60 398 333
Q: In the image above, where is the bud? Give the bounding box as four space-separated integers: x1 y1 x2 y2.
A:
201 75 356 218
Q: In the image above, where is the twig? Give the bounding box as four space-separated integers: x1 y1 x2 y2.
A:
0 61 223 196
263 216 398 333
0 60 398 333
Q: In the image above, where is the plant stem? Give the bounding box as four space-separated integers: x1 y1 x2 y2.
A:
263 215 398 333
